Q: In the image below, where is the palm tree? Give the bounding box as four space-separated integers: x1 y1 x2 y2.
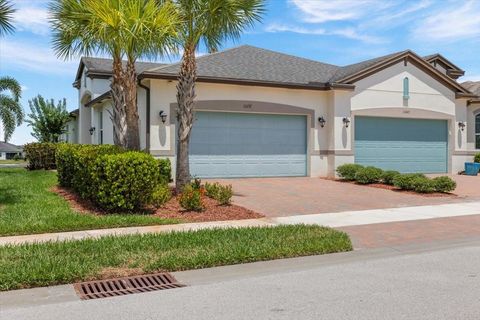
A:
172 0 265 190
49 0 178 150
0 0 15 36
0 77 23 142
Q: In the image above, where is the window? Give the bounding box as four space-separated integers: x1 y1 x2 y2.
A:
403 77 409 100
99 111 103 145
476 113 480 149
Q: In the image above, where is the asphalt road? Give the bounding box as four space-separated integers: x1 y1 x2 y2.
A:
2 241 480 320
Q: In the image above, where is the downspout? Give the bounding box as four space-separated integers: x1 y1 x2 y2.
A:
138 80 151 153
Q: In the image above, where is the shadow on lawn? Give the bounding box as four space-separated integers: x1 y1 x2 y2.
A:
0 187 22 205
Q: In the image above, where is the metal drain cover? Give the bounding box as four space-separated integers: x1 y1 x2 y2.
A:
74 273 185 300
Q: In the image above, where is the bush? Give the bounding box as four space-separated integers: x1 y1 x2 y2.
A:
157 158 171 184
12 154 21 161
205 182 221 198
179 184 204 211
432 176 456 193
191 177 202 191
151 184 172 208
91 152 162 211
354 166 383 184
24 143 57 170
393 173 426 190
475 153 480 163
56 144 123 196
411 176 436 193
336 164 364 181
205 182 234 205
382 170 401 185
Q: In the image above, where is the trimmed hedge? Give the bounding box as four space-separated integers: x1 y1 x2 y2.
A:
24 143 57 170
382 170 400 185
336 164 364 181
432 176 456 193
55 144 172 211
393 173 426 191
354 166 383 184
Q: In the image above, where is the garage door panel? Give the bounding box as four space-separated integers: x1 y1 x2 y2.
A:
355 117 448 173
190 112 307 178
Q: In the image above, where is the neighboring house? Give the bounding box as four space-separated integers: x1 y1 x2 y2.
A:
0 141 23 160
60 109 79 143
71 45 480 178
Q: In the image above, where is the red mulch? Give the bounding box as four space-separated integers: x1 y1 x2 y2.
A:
51 186 264 222
321 178 456 198
154 194 263 222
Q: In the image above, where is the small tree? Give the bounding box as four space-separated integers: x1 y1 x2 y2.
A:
26 95 71 143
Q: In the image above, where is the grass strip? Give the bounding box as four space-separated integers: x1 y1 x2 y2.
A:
0 225 352 291
0 168 179 236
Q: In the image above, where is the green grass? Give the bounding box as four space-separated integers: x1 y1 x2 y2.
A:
0 160 26 164
0 225 352 291
0 168 179 236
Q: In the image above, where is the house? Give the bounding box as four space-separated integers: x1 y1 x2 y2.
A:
61 109 79 144
70 45 480 178
0 141 23 160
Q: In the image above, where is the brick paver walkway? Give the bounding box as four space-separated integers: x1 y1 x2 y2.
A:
214 177 477 217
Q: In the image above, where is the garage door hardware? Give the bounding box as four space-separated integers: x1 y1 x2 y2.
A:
73 273 185 300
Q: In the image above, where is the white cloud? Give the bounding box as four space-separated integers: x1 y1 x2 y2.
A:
413 1 480 42
265 24 385 44
289 0 383 23
21 85 28 91
13 4 50 36
0 40 78 75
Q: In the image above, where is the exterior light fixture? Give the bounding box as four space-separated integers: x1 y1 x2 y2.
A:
343 117 351 128
159 110 168 124
318 116 326 128
458 121 466 131
89 126 96 135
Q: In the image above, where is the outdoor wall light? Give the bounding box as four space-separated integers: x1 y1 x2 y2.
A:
318 116 326 128
458 121 466 131
343 117 351 128
159 110 168 124
89 126 96 135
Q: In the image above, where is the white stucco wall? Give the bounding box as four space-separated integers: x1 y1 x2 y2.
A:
61 118 78 143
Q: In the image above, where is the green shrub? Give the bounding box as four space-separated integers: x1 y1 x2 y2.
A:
179 184 204 212
475 153 480 163
382 170 401 185
157 158 171 184
204 182 234 205
432 176 456 193
91 152 161 211
151 184 172 208
354 166 383 184
411 176 436 193
336 164 364 181
24 143 57 170
393 173 426 190
12 154 21 161
191 177 202 191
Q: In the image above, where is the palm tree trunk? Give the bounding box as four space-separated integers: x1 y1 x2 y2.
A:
124 60 140 150
175 45 196 191
110 58 127 147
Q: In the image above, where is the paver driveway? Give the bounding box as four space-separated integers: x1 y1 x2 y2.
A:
214 177 477 217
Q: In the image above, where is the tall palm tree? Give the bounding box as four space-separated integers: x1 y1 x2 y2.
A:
0 77 23 142
0 0 15 36
50 0 178 150
172 0 265 190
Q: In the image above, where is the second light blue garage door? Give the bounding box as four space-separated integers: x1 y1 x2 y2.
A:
189 112 307 178
355 116 448 173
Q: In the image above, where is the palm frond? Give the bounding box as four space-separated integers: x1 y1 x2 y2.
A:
0 0 15 36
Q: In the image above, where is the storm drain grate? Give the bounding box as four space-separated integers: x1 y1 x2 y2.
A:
74 273 185 300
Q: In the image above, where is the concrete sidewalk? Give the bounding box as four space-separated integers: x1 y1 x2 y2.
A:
2 201 480 246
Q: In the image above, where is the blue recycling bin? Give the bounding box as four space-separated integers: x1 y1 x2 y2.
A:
465 162 480 176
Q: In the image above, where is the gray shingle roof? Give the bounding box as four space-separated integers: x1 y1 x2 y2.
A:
78 57 166 80
461 81 480 95
0 142 22 152
330 51 407 82
146 45 340 85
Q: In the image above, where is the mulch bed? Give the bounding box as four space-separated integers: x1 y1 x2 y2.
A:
321 178 456 198
51 186 264 222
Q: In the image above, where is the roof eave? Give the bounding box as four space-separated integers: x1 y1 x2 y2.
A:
85 91 112 108
139 72 355 91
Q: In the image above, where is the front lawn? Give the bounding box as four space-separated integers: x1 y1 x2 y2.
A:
0 225 352 291
0 168 179 236
0 159 26 164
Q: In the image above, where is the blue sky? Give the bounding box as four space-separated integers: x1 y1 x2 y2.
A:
2 0 480 145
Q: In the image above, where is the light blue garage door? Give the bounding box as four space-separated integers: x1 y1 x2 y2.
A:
355 116 448 173
189 112 307 178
